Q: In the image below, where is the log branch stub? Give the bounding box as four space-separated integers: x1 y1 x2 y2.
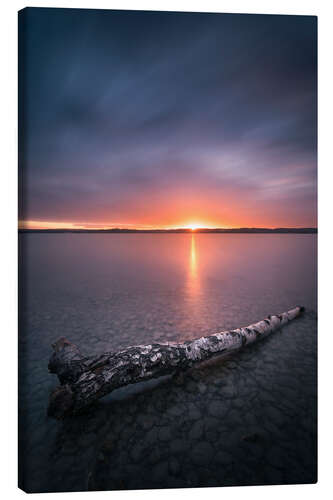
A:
47 306 304 418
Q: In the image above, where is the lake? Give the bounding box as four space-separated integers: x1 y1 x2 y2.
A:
18 234 317 492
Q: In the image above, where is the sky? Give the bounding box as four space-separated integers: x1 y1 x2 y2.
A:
18 8 317 229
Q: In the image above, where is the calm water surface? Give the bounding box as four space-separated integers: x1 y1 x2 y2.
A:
19 234 317 492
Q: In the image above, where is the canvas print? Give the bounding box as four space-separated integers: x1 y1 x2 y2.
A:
18 7 317 493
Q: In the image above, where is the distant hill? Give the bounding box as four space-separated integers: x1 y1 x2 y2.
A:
19 227 317 234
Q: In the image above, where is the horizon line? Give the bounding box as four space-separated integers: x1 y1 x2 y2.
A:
18 226 318 233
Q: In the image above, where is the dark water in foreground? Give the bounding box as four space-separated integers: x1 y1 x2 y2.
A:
19 234 317 492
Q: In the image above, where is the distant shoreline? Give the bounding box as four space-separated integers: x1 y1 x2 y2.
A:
18 227 317 234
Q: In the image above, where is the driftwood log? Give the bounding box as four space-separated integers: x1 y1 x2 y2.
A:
48 306 304 419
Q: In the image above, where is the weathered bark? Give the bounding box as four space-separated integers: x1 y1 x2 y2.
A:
48 306 304 419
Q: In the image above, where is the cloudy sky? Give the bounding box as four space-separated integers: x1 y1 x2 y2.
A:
19 8 317 229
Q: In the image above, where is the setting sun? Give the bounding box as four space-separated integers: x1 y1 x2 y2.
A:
186 223 203 231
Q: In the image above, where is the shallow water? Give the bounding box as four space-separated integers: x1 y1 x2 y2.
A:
18 234 317 492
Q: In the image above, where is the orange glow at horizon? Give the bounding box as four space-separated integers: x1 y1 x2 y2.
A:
18 217 314 231
18 219 230 231
18 220 138 230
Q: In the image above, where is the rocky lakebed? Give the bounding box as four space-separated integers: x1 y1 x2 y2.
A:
20 311 317 492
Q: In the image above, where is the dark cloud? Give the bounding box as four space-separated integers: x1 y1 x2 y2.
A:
19 8 317 227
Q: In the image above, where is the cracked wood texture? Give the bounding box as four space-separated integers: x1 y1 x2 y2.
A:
48 306 304 419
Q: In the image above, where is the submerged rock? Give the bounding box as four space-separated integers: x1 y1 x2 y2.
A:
191 442 214 466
